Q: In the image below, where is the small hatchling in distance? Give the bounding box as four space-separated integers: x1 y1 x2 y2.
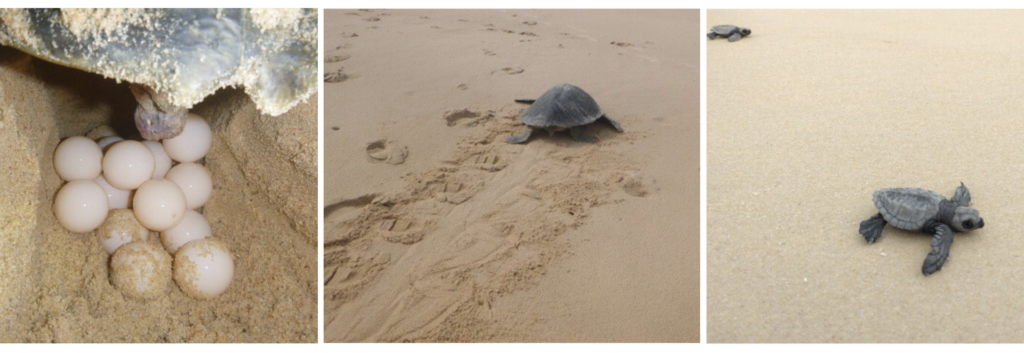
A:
707 25 751 42
859 183 984 275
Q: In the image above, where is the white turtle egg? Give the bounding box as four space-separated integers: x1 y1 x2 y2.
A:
96 136 124 150
133 179 187 231
160 210 211 255
54 136 103 181
110 241 172 300
102 140 155 190
54 180 109 233
95 209 149 255
142 140 172 178
95 175 131 209
165 162 212 209
162 114 212 163
173 238 233 299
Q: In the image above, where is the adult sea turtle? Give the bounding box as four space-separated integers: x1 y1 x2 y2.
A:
506 84 623 144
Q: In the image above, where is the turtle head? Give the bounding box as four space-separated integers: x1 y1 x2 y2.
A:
740 28 752 36
951 207 984 232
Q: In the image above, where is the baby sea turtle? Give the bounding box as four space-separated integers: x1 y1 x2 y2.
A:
707 25 751 42
506 84 624 144
859 183 984 275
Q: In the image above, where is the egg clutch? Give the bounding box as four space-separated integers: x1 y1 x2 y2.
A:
52 114 233 300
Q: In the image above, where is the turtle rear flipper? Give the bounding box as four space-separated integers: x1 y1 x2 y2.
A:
569 126 598 143
922 224 954 275
515 99 537 104
601 116 625 133
707 32 717 39
859 213 886 243
728 33 743 42
952 182 972 207
507 127 534 144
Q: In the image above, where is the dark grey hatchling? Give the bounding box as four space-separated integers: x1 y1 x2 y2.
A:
707 25 752 42
859 183 985 275
506 84 624 144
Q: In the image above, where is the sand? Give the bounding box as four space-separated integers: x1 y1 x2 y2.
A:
324 9 699 342
0 45 316 342
708 10 1024 343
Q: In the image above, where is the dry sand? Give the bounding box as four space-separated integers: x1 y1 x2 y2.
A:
708 10 1024 343
324 9 699 342
0 46 316 342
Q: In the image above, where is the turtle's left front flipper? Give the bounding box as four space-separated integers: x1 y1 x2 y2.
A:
922 224 954 275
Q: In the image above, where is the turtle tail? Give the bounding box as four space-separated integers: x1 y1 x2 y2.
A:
859 213 886 243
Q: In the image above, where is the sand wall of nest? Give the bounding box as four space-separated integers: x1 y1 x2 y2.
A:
0 47 316 342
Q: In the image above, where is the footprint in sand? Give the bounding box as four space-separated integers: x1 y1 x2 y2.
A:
366 139 408 165
611 41 634 47
433 175 483 205
325 69 349 83
621 175 658 197
519 32 538 37
469 153 507 172
325 54 350 63
523 21 537 26
492 67 524 75
363 17 380 22
377 218 427 244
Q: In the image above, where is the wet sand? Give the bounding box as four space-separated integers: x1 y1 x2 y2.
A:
324 9 699 342
708 10 1024 343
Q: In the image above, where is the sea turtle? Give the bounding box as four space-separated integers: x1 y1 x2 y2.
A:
0 8 318 140
506 84 624 144
707 25 751 42
859 183 985 275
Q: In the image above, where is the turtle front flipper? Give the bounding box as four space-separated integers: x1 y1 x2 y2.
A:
707 32 717 39
514 99 537 104
569 126 598 143
922 224 954 275
859 213 887 243
601 115 625 133
507 127 534 144
951 182 972 207
728 33 743 42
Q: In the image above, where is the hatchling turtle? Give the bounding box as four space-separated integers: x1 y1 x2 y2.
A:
707 25 751 42
506 84 624 144
859 183 985 275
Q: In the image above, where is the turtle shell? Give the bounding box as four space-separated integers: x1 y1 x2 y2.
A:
711 25 739 35
518 84 605 128
873 188 945 230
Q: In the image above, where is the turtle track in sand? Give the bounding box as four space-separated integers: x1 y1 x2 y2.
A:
324 108 639 342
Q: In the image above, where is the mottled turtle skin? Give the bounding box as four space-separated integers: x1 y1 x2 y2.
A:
707 25 751 42
506 84 624 144
859 183 984 275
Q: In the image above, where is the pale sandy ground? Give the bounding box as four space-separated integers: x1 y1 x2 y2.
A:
324 9 699 342
0 46 316 342
708 10 1024 343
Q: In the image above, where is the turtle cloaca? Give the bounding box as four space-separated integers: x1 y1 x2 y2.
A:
707 25 751 42
859 183 985 275
506 84 624 144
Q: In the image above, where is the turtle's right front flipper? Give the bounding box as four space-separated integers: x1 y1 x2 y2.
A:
922 224 954 275
514 99 537 104
859 213 886 243
507 127 534 144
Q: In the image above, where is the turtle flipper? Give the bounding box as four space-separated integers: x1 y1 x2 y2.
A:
922 224 954 275
601 115 625 133
951 182 972 207
569 126 598 143
859 213 887 243
728 33 743 42
707 32 717 39
514 99 537 104
506 127 534 144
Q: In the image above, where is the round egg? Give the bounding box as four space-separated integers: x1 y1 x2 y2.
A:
162 114 212 163
110 241 172 300
95 174 131 209
173 238 234 299
96 135 124 150
95 209 149 255
133 179 187 231
102 140 155 190
142 140 172 178
160 210 211 255
165 162 212 209
54 136 103 181
54 180 109 233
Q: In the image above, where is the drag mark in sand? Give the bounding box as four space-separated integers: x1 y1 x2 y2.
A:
324 107 641 342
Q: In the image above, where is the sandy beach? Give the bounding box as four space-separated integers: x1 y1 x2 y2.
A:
324 9 699 342
0 46 317 341
708 10 1024 342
